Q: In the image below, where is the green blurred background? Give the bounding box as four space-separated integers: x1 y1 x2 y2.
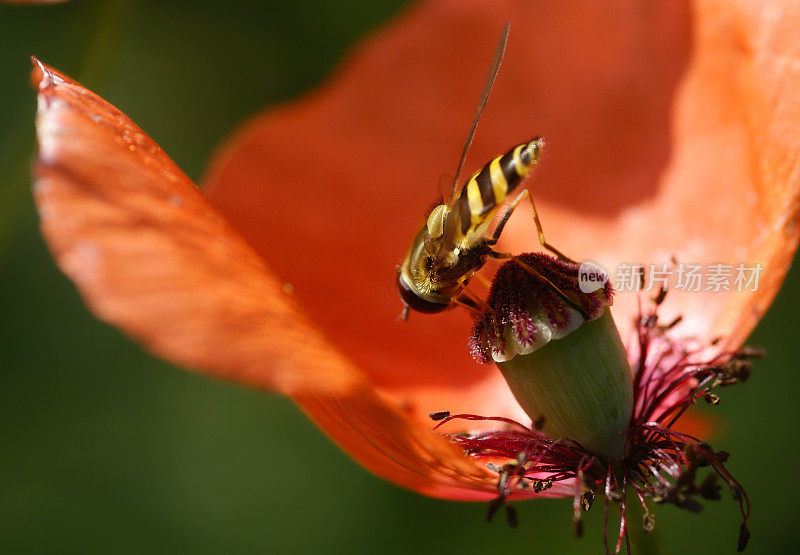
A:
1 1 798 553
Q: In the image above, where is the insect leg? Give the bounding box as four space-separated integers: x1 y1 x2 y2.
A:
490 251 590 320
472 272 494 290
455 284 494 316
454 294 486 317
488 189 527 244
524 190 576 263
489 189 576 263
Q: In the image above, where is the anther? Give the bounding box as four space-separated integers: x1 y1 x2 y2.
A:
642 510 656 533
738 523 751 552
429 410 451 421
699 474 722 500
505 504 519 528
581 491 595 511
653 285 667 305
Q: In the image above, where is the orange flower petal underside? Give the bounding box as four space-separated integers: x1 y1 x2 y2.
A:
296 386 574 501
31 59 571 501
205 0 800 425
686 0 800 350
33 59 358 397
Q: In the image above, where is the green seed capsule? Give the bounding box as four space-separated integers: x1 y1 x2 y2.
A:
470 253 633 458
496 311 633 458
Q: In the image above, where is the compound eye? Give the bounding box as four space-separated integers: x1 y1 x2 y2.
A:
396 273 449 314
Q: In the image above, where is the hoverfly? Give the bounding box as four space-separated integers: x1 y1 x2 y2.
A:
397 23 572 320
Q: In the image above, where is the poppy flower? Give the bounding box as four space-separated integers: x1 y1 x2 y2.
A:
30 0 800 550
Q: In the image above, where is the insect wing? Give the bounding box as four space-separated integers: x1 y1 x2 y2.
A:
446 21 510 210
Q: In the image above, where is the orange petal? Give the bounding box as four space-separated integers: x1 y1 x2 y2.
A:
33 57 361 396
205 0 800 425
31 58 571 501
295 385 573 501
670 407 716 439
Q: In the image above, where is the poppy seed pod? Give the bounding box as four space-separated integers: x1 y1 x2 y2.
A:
470 253 633 458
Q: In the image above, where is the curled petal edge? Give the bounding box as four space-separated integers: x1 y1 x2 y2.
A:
30 58 568 501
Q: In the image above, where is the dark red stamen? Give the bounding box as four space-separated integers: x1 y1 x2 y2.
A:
432 291 761 552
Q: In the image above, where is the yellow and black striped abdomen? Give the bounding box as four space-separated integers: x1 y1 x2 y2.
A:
454 138 544 239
